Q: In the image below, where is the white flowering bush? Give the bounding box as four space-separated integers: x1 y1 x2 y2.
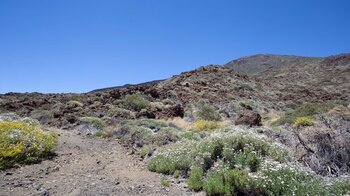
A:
147 128 350 195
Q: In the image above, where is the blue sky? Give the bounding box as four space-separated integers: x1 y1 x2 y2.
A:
0 0 349 93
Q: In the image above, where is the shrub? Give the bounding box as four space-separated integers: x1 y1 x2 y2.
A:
66 100 84 108
179 131 201 141
257 165 325 196
140 145 152 158
188 166 204 191
329 179 350 195
147 130 293 195
95 130 108 138
173 170 181 178
196 103 221 121
294 117 314 127
0 121 58 169
107 107 135 119
122 94 150 112
30 110 54 124
203 171 226 195
191 120 221 132
160 178 170 187
273 102 336 125
127 119 168 129
0 113 21 122
224 169 250 193
79 117 106 129
21 117 40 126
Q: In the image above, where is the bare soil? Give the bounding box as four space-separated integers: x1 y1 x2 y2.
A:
0 128 196 196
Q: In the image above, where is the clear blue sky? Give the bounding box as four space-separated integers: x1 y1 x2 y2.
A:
1 0 349 93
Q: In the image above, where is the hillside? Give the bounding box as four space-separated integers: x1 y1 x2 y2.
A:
1 53 350 195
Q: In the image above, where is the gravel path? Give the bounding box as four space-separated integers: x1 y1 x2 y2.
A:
0 128 196 196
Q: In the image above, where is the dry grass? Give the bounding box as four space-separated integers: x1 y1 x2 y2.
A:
166 117 191 130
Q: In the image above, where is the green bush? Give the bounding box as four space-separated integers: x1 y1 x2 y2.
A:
107 107 135 119
122 94 150 112
203 171 226 195
95 130 108 138
127 119 168 129
140 145 152 158
148 127 350 195
224 169 250 193
173 170 181 178
160 178 170 187
274 102 336 125
294 117 314 127
79 117 106 129
196 103 221 121
328 179 350 195
0 121 58 169
147 131 289 175
188 166 204 191
257 166 325 196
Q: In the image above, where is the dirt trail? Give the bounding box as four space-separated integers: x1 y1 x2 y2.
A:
0 128 194 196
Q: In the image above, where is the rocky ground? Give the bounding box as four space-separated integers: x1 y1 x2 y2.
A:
0 128 198 196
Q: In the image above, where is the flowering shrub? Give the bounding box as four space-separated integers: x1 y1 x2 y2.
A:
147 128 350 195
0 121 58 169
294 116 314 127
191 120 221 132
147 130 289 177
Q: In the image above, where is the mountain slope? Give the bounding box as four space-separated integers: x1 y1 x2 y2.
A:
224 53 350 104
224 54 321 75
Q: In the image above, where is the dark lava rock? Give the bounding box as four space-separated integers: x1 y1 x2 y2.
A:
235 112 262 126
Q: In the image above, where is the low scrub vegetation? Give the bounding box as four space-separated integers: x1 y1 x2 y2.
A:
160 178 170 187
122 94 150 112
115 119 180 152
294 116 314 127
0 121 58 170
147 127 349 195
79 117 106 129
147 130 288 175
107 107 135 119
273 102 337 125
196 102 221 121
191 120 221 132
95 130 108 138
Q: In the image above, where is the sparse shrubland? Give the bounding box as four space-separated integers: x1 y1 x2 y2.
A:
273 102 337 125
0 121 58 170
122 94 150 112
114 119 182 155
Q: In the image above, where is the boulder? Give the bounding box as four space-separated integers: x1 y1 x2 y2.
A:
235 112 262 126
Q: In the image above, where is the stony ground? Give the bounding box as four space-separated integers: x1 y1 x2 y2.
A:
0 128 199 196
